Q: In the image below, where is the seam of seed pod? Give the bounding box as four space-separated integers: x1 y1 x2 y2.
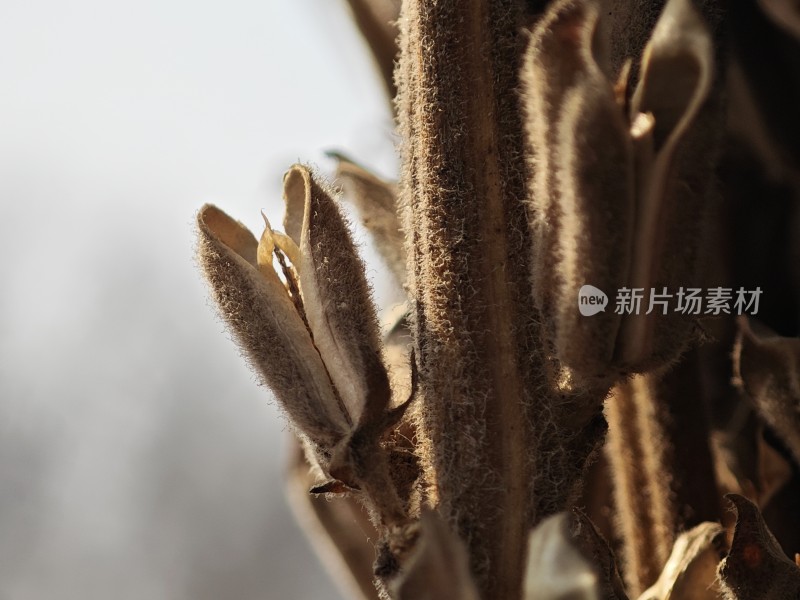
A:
605 377 668 596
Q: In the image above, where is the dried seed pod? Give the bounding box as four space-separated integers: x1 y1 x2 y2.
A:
342 0 400 101
523 0 720 380
200 166 411 538
606 375 675 594
522 0 634 379
718 494 800 599
283 164 391 428
606 356 721 595
197 204 348 448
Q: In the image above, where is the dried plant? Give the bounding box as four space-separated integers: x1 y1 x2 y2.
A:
195 0 800 598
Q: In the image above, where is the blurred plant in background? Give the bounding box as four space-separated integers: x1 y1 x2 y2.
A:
198 0 800 598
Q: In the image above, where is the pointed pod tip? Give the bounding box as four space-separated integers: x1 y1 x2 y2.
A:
323 149 352 163
260 209 272 230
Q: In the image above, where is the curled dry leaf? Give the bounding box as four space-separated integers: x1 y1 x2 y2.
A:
615 0 717 370
637 522 725 600
718 494 800 599
733 316 800 465
390 511 479 600
342 0 400 101
524 511 628 600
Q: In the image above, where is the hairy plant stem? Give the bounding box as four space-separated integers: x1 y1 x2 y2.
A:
396 1 606 597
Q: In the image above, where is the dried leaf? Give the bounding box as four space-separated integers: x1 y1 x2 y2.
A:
524 511 629 600
283 164 391 429
638 522 725 600
343 0 400 100
286 441 381 600
196 204 348 448
734 317 800 465
718 494 800 599
391 511 479 600
330 151 407 286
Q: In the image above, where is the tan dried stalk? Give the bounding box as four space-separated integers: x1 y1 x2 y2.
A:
194 0 800 598
396 1 610 596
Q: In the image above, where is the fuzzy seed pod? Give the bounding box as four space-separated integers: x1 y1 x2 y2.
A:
282 164 391 429
199 165 409 533
197 203 348 449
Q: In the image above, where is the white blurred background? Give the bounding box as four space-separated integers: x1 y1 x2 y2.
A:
0 1 399 598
